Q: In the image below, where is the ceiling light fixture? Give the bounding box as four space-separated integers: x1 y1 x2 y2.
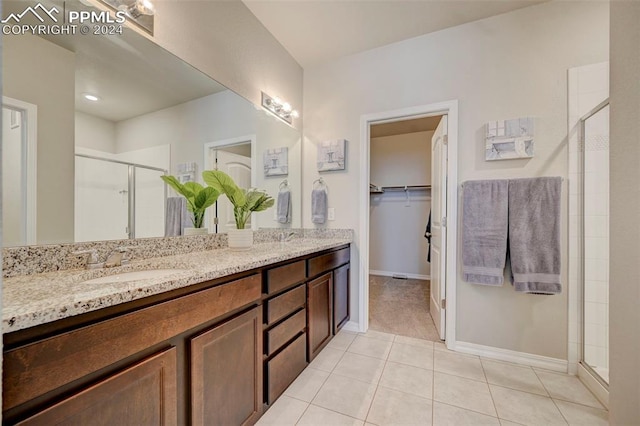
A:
262 92 299 125
83 93 101 102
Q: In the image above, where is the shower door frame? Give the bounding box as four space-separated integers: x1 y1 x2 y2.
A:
75 153 168 239
578 97 610 388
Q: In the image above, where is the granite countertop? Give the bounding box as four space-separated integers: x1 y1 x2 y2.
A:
3 238 351 333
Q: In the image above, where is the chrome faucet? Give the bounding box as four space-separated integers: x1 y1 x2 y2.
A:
279 232 296 243
104 247 131 268
72 249 104 270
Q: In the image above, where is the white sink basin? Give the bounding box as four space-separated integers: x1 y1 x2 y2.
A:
81 269 189 285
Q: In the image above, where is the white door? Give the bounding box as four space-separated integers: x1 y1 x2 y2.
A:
212 150 251 232
430 115 448 340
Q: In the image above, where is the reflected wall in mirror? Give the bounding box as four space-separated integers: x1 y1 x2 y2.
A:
1 0 301 247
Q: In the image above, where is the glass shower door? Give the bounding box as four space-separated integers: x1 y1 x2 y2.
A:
75 156 129 242
581 102 610 385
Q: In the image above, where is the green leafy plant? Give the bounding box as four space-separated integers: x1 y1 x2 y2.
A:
202 170 275 229
160 175 220 228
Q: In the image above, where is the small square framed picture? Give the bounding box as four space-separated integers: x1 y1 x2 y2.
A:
317 139 346 171
485 117 534 161
264 147 289 176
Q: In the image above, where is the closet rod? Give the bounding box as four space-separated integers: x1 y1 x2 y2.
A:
380 185 431 191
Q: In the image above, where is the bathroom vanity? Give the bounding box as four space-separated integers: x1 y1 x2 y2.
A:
2 239 351 425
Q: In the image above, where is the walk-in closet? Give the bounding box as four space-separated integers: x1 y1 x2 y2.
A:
368 115 443 341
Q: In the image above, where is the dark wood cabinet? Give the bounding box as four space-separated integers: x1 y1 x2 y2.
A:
190 307 262 426
3 244 350 425
333 263 350 334
18 348 178 426
307 272 333 360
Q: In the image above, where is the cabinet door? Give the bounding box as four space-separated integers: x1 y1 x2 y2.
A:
190 307 262 426
333 264 350 334
307 273 333 360
18 348 177 426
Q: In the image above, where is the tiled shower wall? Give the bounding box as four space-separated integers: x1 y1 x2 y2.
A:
567 62 609 376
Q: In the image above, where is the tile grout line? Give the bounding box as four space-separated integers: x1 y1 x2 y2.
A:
431 344 436 426
481 357 502 420
362 331 396 424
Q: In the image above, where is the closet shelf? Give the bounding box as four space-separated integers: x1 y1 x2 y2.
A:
369 184 431 194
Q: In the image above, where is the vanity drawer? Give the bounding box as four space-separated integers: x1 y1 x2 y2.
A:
265 333 307 404
265 284 306 325
266 260 306 294
308 247 350 278
265 309 306 356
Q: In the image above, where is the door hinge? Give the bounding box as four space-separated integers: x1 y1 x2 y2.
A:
213 217 219 225
442 216 447 227
443 134 448 145
441 299 446 310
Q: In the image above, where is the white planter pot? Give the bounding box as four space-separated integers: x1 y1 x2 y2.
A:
183 227 208 236
227 228 253 250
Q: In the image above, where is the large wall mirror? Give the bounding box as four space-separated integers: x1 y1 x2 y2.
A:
2 0 301 247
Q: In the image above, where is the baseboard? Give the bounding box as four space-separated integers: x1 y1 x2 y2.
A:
577 363 609 409
454 341 568 372
369 270 431 280
340 320 361 333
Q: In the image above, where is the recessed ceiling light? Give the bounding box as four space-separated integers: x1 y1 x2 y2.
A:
83 93 100 102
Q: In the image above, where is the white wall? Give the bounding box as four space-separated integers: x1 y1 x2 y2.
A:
3 34 75 244
151 0 303 131
302 1 609 359
115 90 302 228
609 1 640 423
75 111 117 153
370 131 432 277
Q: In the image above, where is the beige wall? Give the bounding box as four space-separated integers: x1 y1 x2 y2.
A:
302 1 609 359
3 35 75 244
370 131 432 277
609 1 640 423
151 0 303 131
75 111 116 153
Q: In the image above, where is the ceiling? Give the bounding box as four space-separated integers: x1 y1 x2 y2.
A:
243 0 547 68
371 115 442 138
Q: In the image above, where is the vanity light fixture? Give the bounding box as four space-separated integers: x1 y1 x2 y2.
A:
83 93 101 102
118 0 155 18
98 0 155 34
262 92 299 125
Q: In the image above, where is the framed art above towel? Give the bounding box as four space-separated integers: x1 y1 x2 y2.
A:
318 139 347 171
264 147 288 176
485 117 534 161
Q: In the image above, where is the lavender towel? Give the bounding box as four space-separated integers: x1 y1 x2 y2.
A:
462 180 509 286
277 188 291 224
311 188 328 224
508 177 562 294
165 197 190 237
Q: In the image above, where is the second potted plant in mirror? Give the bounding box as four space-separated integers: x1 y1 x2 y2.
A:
160 175 220 236
203 170 274 249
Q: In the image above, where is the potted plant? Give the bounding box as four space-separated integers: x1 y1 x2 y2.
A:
160 175 220 236
203 170 274 249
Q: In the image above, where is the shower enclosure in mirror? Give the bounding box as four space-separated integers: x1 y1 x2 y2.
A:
2 0 302 247
74 152 167 242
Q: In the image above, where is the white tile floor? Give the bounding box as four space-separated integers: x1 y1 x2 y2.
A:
257 330 609 426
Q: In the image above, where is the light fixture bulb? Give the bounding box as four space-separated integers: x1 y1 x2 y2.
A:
83 93 100 102
291 110 300 119
282 103 292 113
273 97 282 106
136 0 155 16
